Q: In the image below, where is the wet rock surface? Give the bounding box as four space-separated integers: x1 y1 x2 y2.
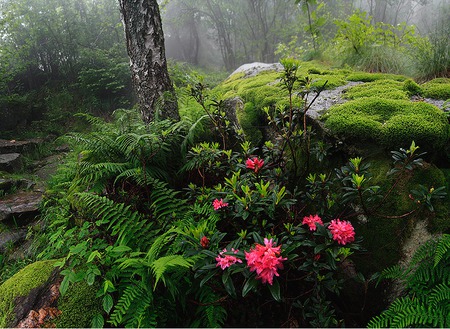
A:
0 139 43 155
0 153 23 173
0 191 43 223
0 228 27 253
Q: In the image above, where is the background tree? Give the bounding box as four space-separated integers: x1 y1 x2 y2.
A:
118 0 179 123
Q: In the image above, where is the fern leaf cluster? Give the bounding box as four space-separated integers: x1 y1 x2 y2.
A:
368 234 450 328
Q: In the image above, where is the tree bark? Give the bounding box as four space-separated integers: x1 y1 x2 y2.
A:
118 0 179 123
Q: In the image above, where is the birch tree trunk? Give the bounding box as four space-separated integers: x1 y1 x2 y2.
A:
118 0 179 123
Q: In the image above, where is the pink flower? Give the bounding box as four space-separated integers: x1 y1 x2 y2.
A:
216 248 242 270
302 214 324 231
200 236 209 248
328 219 355 245
213 198 228 211
245 238 286 285
246 157 264 173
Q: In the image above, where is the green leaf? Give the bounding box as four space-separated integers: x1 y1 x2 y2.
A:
200 269 217 287
109 245 132 255
242 277 258 297
268 279 281 302
222 270 237 298
91 314 104 328
87 250 102 263
102 294 114 314
60 276 70 296
86 272 96 286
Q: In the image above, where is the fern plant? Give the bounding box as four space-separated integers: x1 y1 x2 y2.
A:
368 234 450 328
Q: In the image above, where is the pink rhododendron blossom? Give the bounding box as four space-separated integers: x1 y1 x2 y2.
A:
328 219 355 245
245 238 286 285
245 157 264 173
302 214 323 231
213 198 228 211
216 248 242 270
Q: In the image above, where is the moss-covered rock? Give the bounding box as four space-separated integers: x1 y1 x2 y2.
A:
343 79 409 100
346 72 408 82
323 97 448 151
0 259 58 327
422 78 450 100
55 281 103 328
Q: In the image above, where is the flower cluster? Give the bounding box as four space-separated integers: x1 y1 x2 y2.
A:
245 238 286 285
328 219 355 245
302 214 323 231
212 198 228 210
246 157 264 173
216 248 242 270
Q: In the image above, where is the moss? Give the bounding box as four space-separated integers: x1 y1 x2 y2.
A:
422 78 450 100
403 79 423 96
323 98 448 151
55 281 103 328
237 102 263 145
0 259 58 327
343 79 409 100
346 72 408 82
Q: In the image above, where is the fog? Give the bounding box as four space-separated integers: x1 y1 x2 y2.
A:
161 0 449 71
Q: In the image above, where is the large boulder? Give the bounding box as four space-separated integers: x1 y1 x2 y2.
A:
0 260 60 328
230 62 283 79
0 139 43 155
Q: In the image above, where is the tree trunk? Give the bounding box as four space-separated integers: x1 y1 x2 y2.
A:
118 0 179 123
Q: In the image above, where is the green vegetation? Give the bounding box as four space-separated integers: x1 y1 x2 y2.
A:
422 78 450 100
368 234 450 328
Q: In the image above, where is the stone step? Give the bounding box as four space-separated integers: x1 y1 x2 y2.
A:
0 139 43 155
0 191 42 224
0 153 23 173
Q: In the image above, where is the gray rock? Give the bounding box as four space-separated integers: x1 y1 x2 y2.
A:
0 191 42 223
0 178 35 194
0 228 27 253
229 62 283 79
0 153 23 173
0 139 43 155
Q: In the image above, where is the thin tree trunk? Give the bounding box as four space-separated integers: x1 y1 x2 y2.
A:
118 0 179 123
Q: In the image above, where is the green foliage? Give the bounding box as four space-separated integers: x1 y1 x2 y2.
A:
346 72 407 82
333 11 417 75
368 234 450 328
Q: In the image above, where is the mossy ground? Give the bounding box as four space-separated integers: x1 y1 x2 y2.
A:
55 281 103 328
0 259 57 327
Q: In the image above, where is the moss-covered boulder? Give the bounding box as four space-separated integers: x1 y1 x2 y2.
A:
0 259 58 327
422 78 450 100
323 97 449 151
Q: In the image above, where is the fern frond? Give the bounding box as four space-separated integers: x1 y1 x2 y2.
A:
434 234 450 267
109 283 153 327
74 192 154 249
151 254 196 288
428 283 450 309
194 285 228 328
